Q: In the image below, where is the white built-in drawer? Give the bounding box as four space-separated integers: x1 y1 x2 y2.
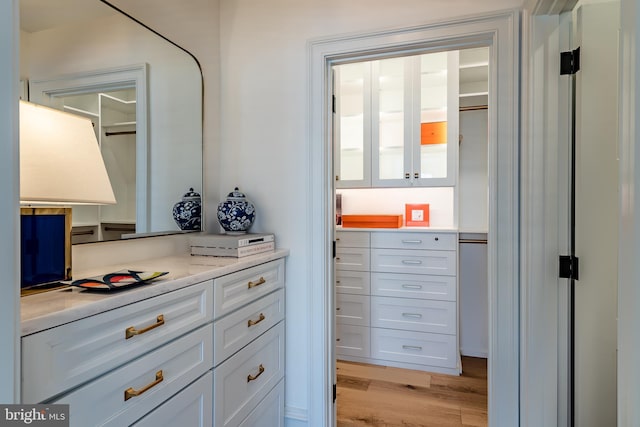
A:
132 371 213 427
214 289 285 366
336 231 370 248
335 247 370 271
336 324 370 358
22 281 213 404
214 322 285 427
371 296 456 335
239 379 285 427
371 249 456 276
371 231 457 251
335 270 370 295
371 272 456 301
371 327 457 369
53 324 214 427
336 293 370 327
214 259 285 319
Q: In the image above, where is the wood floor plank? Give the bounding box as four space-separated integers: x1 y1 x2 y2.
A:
337 357 487 427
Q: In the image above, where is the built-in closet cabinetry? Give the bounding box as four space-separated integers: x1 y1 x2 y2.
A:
61 89 137 243
335 230 460 375
21 257 286 427
334 51 459 189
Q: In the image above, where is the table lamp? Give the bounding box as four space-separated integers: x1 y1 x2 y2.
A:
19 100 116 295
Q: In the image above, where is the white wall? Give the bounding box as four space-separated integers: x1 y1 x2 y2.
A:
217 1 522 423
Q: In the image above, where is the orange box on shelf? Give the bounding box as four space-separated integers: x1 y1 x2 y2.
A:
421 121 447 145
405 204 430 227
341 214 403 228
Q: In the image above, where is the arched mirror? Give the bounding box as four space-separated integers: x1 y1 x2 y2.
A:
19 0 203 243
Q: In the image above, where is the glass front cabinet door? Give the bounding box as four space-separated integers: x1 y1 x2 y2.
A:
334 51 459 188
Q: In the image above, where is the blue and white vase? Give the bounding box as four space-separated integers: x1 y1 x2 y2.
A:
217 187 256 234
172 188 202 231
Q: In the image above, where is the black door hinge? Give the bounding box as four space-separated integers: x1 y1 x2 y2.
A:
332 95 336 114
333 240 336 259
560 47 580 75
559 255 579 280
333 383 337 403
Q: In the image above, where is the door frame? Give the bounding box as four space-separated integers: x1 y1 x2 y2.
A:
308 10 520 426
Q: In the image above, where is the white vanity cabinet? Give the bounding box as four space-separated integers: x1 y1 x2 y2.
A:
20 253 287 427
335 230 460 375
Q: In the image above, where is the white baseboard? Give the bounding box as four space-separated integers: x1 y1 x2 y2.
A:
460 348 488 358
285 405 308 427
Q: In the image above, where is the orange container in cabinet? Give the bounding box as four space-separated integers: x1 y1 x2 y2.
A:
341 215 403 228
421 121 447 145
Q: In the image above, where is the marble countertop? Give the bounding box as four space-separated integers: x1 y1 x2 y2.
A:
21 249 289 337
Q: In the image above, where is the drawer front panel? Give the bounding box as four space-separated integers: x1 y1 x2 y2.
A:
371 231 457 250
22 281 213 404
371 272 456 301
214 259 285 319
336 294 370 327
335 247 370 271
214 289 285 366
54 324 214 427
133 371 213 427
239 379 285 427
335 324 370 358
371 249 455 276
371 296 456 335
335 270 370 295
214 322 285 427
371 327 457 369
336 231 370 248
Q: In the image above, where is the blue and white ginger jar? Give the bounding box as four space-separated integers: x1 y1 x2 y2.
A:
172 188 202 231
217 187 256 234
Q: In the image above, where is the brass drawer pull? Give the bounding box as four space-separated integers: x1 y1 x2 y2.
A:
124 370 163 401
248 313 266 327
126 314 165 339
247 364 265 382
248 277 266 289
402 239 422 244
402 345 423 351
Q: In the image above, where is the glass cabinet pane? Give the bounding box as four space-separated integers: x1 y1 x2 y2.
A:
337 62 367 183
376 57 406 181
419 52 449 179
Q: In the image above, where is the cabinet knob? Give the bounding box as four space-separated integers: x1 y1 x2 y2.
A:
404 173 410 179
414 172 419 179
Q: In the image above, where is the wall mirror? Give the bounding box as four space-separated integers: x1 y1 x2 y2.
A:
19 0 203 243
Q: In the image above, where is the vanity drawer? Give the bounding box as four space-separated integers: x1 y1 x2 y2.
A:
133 370 213 427
336 293 370 327
214 259 285 319
371 327 457 369
53 324 213 427
335 270 370 295
336 231 370 248
214 289 285 366
239 379 285 427
214 322 285 427
371 272 456 301
335 247 370 271
22 281 213 404
371 249 456 276
371 296 456 335
335 324 370 358
371 231 457 251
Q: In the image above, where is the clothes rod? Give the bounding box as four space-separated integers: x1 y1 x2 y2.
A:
105 130 137 137
458 239 488 244
460 105 488 112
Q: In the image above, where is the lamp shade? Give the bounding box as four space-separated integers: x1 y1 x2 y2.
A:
20 100 116 205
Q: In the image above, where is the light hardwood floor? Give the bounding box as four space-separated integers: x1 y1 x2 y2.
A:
336 357 487 427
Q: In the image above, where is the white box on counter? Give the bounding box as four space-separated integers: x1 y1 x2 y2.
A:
190 233 275 257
